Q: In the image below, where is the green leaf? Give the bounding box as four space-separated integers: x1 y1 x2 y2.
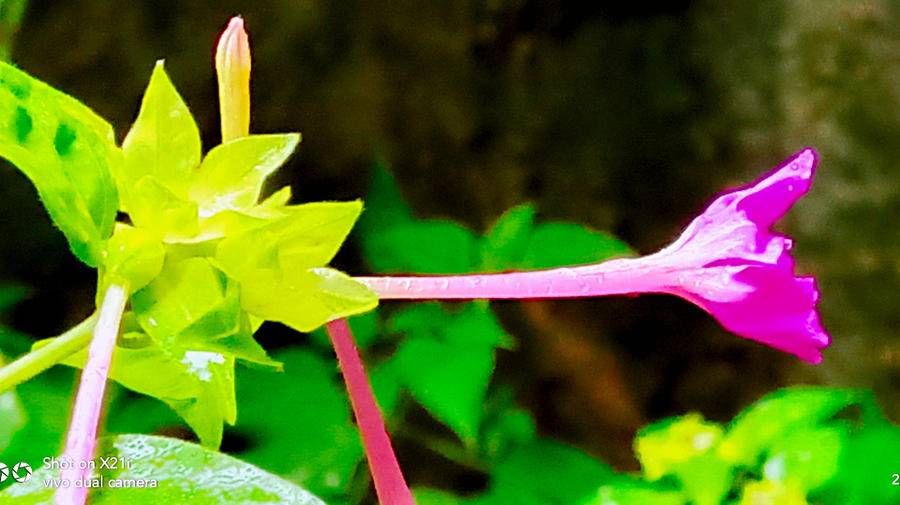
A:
590 477 686 505
762 425 846 491
814 421 900 505
391 333 494 443
233 349 363 500
0 369 73 476
100 224 165 293
737 479 807 505
479 388 536 463
129 257 277 368
718 387 861 465
189 134 300 216
127 175 199 240
0 61 119 265
131 257 227 347
480 204 536 271
0 284 27 312
358 160 414 232
490 440 614 504
119 61 201 208
388 303 513 349
168 350 236 448
2 434 326 504
362 220 479 274
238 267 377 333
413 489 469 505
385 303 512 442
0 355 25 453
216 201 364 279
520 222 632 269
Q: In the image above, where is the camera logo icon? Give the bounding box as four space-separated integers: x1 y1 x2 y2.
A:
0 462 8 482
12 462 32 483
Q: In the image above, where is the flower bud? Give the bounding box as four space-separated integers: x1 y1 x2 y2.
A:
215 16 251 142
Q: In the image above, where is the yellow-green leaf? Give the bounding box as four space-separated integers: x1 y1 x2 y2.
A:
189 134 300 216
120 61 201 210
0 61 119 266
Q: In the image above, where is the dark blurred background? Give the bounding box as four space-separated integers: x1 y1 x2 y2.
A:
0 0 897 471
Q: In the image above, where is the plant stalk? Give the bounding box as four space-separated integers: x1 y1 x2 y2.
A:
0 315 96 394
56 283 127 505
326 319 414 505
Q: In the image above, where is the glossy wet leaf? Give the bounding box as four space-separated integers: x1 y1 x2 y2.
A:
1 434 326 504
0 61 119 266
119 61 200 209
189 134 300 216
238 267 377 333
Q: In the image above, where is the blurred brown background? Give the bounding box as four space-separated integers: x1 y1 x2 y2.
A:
0 0 897 469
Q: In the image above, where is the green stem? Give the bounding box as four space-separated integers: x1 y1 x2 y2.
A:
0 314 96 393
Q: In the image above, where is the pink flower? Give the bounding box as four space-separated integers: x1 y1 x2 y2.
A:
643 148 828 363
358 148 830 363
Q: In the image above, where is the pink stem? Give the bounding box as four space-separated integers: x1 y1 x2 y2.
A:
56 284 127 505
356 256 674 300
326 319 414 505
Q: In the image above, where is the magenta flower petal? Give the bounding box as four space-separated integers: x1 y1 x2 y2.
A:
653 148 829 363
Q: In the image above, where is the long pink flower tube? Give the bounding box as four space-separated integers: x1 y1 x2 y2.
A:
358 148 830 363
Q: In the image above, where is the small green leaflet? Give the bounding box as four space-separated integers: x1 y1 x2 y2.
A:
0 61 119 266
1 434 326 504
